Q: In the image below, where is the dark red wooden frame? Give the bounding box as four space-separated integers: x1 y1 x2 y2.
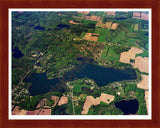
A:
0 0 160 128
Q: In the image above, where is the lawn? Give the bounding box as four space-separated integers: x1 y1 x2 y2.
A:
94 28 109 43
94 27 102 34
77 13 83 17
89 11 104 16
87 106 94 115
82 20 97 25
135 50 149 57
103 28 138 46
94 28 129 44
101 45 120 62
101 45 110 60
105 30 126 44
73 84 90 93
80 32 86 38
145 42 149 50
127 38 139 46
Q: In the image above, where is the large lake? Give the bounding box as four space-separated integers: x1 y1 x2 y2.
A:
27 63 137 96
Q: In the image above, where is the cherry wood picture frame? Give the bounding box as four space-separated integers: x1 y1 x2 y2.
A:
0 0 160 128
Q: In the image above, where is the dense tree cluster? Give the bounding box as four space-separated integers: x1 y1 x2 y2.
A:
114 46 130 54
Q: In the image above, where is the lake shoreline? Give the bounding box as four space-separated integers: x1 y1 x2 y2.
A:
26 61 138 96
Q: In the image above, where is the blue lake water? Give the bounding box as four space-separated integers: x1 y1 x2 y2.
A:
115 18 128 20
27 73 66 96
115 99 139 115
27 63 137 96
32 24 70 31
64 63 137 87
57 24 70 29
13 47 24 59
34 26 45 30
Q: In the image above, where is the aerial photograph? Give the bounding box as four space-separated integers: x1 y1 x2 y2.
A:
10 10 150 117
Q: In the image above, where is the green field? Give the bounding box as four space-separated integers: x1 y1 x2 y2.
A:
94 27 102 34
101 45 120 62
94 27 135 45
94 28 109 43
101 45 110 60
82 20 97 25
73 84 90 93
106 30 126 44
88 11 104 16
136 50 149 57
77 13 83 17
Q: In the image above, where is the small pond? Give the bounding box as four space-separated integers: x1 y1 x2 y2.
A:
34 26 45 30
115 99 139 115
12 46 24 59
57 24 70 29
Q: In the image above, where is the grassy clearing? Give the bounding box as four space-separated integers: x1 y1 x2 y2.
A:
98 29 109 42
87 106 94 115
94 27 102 34
94 28 109 43
106 30 126 44
145 42 149 50
127 38 138 46
135 50 148 57
101 45 110 60
103 45 120 62
77 13 83 17
89 12 104 16
82 20 97 25
66 101 73 114
75 106 83 115
103 108 123 115
80 32 86 38
73 84 90 93
104 29 139 47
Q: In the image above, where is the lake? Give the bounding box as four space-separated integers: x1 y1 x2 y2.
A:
26 73 66 96
115 17 128 20
115 99 139 115
64 63 137 87
27 63 137 96
32 24 70 31
34 26 45 30
12 46 24 59
57 24 70 29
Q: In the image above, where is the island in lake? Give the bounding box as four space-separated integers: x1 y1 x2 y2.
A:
11 10 150 116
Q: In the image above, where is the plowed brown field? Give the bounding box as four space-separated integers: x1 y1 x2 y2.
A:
81 93 115 114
